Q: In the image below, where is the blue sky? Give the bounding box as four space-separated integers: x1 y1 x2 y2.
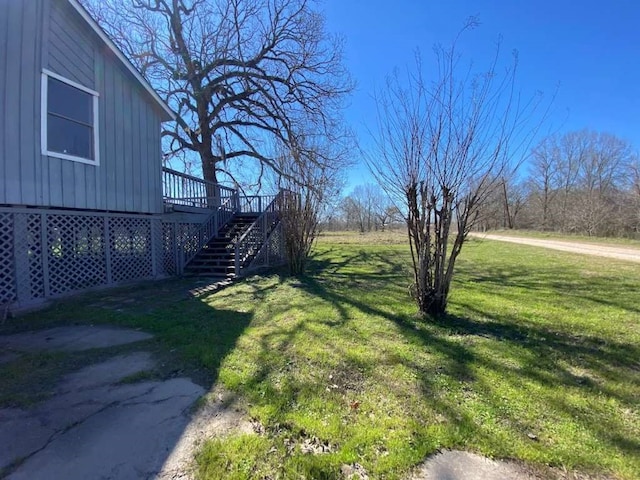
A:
321 0 640 190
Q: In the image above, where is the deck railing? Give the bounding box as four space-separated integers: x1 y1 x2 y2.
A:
162 167 236 209
238 195 280 214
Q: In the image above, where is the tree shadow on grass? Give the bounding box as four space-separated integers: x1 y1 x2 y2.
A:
290 252 640 470
457 262 640 315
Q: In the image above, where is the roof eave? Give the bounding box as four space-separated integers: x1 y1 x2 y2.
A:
66 0 176 122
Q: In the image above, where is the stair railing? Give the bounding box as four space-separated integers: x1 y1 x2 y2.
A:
244 190 297 273
181 190 239 269
233 191 283 276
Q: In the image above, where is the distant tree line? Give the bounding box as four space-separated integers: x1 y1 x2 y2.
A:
478 130 640 238
322 184 403 232
330 130 639 242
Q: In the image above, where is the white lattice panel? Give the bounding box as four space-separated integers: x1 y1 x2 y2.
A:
26 214 44 299
162 222 177 275
268 223 284 262
245 221 286 273
0 213 17 303
47 215 108 295
3 202 286 305
178 223 201 260
109 217 153 282
1 208 205 306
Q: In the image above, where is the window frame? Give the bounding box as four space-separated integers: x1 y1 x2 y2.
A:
41 69 100 166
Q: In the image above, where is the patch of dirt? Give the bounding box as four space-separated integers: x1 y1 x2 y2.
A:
327 362 366 394
341 462 369 479
156 385 254 480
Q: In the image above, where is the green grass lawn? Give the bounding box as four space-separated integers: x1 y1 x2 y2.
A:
3 231 639 479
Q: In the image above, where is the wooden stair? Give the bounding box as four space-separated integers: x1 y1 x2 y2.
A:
184 214 259 278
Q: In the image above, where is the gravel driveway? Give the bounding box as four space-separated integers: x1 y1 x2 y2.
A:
471 233 640 263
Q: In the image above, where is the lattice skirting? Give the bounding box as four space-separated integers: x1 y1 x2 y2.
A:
244 221 286 274
0 212 16 304
0 207 201 309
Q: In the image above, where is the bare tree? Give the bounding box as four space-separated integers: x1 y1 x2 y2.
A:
453 173 527 230
85 0 352 190
626 157 640 234
350 185 373 233
571 132 632 235
347 184 379 232
341 197 361 231
376 205 402 231
631 158 640 200
474 181 504 231
366 22 547 316
340 184 398 232
495 175 527 229
275 138 345 275
525 130 636 236
367 187 401 231
528 137 563 230
557 132 588 230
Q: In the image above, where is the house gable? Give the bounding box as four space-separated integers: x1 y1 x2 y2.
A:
49 0 96 90
65 0 174 121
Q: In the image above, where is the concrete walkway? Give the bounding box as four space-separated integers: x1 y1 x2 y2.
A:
411 450 536 480
0 326 205 480
0 325 153 352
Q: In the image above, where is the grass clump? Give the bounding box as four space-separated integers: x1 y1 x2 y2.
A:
196 435 274 480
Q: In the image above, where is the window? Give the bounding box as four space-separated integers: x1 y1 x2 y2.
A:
41 69 99 165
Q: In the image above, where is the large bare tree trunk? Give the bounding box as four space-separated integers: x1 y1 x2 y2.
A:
502 179 513 229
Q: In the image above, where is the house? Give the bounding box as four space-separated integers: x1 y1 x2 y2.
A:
0 0 284 311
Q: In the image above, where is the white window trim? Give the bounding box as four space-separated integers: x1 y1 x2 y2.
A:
41 69 100 166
